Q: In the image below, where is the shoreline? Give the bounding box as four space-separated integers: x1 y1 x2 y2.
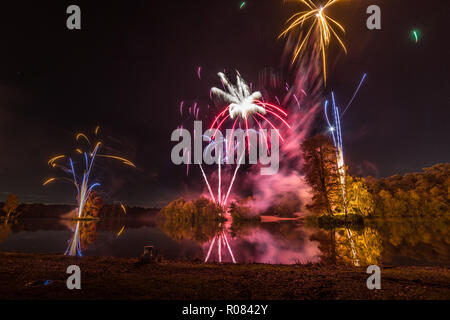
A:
259 215 302 222
0 252 448 300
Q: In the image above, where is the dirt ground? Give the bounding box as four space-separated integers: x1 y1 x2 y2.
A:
0 252 448 300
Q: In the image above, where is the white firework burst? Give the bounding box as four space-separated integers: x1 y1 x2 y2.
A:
211 71 266 120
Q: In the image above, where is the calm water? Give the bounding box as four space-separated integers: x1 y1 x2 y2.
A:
0 216 449 266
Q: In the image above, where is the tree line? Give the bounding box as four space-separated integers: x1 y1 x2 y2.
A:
301 134 449 218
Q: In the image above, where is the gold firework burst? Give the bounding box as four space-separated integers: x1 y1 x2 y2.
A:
279 0 347 83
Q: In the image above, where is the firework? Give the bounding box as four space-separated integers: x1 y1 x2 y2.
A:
117 225 125 238
44 127 136 223
120 203 127 215
279 0 347 83
204 231 236 263
211 71 266 120
324 75 366 266
204 230 236 263
324 93 347 212
201 71 290 206
65 221 82 257
177 70 289 208
45 128 135 257
210 71 290 143
411 29 420 43
324 73 367 214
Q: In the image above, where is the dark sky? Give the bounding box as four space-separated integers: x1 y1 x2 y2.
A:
0 0 448 206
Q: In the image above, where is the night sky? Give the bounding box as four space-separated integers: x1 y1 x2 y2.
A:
0 0 448 206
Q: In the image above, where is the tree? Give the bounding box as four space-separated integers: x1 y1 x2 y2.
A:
157 197 224 243
365 163 449 217
301 134 340 215
345 175 375 216
2 194 19 224
82 191 103 217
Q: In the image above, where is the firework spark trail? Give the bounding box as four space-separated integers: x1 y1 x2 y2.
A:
323 76 367 267
218 148 222 203
252 115 269 151
184 149 190 175
96 154 136 168
341 73 367 117
255 113 285 142
117 225 125 238
198 162 216 203
324 74 367 215
65 221 82 257
227 118 239 154
325 94 347 213
223 150 245 206
218 234 222 263
222 230 236 263
204 236 216 262
346 228 361 266
293 94 301 109
44 128 135 256
204 232 236 263
279 0 347 83
179 101 184 115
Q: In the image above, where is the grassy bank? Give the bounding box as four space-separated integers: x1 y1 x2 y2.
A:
0 252 448 300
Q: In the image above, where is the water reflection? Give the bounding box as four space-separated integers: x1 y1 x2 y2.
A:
65 221 82 256
0 215 448 266
368 217 450 266
63 219 127 256
228 222 322 264
204 230 236 263
64 220 100 256
0 223 13 245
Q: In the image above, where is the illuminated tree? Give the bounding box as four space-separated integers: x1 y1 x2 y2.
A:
158 198 224 243
335 227 382 266
366 163 449 217
82 191 103 217
2 194 19 224
301 134 340 215
345 175 375 216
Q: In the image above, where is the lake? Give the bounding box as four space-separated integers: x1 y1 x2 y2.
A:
0 216 448 266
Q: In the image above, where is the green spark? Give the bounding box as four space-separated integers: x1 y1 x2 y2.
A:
240 1 246 9
411 29 420 43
